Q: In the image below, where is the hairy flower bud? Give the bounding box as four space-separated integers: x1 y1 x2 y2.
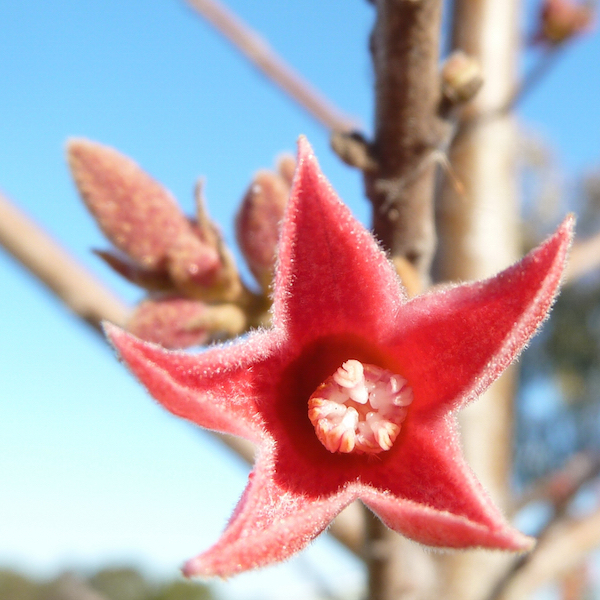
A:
236 170 290 291
127 297 211 349
94 250 174 291
441 50 483 105
69 139 242 302
277 154 296 187
534 0 594 45
68 139 192 271
127 297 247 349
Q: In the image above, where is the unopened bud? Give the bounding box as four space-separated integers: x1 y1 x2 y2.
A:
277 154 296 187
236 170 290 291
94 250 174 291
68 139 192 271
535 0 594 45
127 297 210 349
441 51 483 105
167 231 242 302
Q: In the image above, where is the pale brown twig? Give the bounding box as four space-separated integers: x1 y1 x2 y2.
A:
565 231 600 283
184 0 357 133
488 453 600 600
490 507 600 600
365 0 448 282
0 190 130 331
513 452 600 513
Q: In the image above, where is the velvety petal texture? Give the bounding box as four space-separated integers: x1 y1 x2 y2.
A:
107 136 573 578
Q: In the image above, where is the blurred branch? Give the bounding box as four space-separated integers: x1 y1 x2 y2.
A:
565 231 600 283
500 47 563 114
434 0 522 598
490 507 600 600
490 453 600 600
185 0 357 133
0 190 129 331
513 452 600 513
364 0 447 282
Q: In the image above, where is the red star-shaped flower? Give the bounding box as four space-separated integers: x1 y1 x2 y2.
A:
106 137 572 578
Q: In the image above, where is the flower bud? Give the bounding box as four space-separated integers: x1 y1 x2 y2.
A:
441 51 483 105
167 231 242 302
126 297 210 349
534 0 594 45
236 170 290 291
277 154 296 187
69 139 242 302
94 250 174 291
68 139 192 271
127 297 247 349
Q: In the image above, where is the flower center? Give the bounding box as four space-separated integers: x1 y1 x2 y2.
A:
308 360 414 454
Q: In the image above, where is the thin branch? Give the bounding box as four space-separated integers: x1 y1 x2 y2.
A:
0 189 365 557
0 190 129 331
185 0 357 133
513 452 600 513
490 507 600 600
500 47 563 114
364 0 447 283
489 453 600 600
565 230 600 283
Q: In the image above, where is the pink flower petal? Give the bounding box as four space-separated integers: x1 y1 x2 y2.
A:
182 455 357 578
362 419 532 550
105 323 274 444
274 137 406 345
387 216 573 416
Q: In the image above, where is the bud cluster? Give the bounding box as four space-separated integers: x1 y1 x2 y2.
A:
68 140 292 349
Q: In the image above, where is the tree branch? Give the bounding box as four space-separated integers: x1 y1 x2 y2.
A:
0 190 129 331
513 452 600 513
365 0 447 281
565 230 600 283
490 507 600 600
185 0 357 132
364 2 445 598
434 0 522 598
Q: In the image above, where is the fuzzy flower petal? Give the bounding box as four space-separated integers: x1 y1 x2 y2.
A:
106 136 572 578
182 455 357 577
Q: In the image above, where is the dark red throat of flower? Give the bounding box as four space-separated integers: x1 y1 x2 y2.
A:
308 360 414 454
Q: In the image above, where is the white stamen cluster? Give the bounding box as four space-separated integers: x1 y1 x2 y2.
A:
308 359 414 454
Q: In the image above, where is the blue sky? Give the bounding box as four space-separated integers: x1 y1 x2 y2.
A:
0 1 598 599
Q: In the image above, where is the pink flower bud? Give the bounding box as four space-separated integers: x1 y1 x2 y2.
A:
166 231 224 299
534 0 594 45
277 154 296 187
126 297 210 349
236 170 290 291
94 250 174 291
68 139 192 271
69 139 242 302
